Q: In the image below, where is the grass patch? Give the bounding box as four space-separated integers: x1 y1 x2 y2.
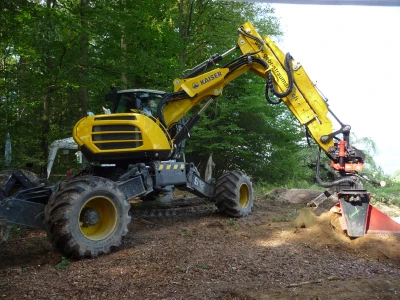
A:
221 218 239 230
54 257 69 270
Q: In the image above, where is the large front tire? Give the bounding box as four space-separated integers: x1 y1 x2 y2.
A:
44 176 131 258
214 171 254 217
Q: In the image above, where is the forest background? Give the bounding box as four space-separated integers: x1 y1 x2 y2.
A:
0 0 398 204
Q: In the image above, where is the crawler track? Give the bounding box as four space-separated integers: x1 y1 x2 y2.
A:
130 197 217 219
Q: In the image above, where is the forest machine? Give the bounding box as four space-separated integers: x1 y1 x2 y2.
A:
1 22 399 258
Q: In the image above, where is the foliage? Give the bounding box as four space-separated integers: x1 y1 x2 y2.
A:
54 256 69 270
0 0 181 174
174 0 281 67
346 133 400 205
393 170 400 182
366 179 400 207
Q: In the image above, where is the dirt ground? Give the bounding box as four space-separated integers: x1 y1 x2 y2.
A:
1 188 400 300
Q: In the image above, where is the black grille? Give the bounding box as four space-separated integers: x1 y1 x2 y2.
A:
92 133 142 141
96 142 143 150
91 124 143 150
93 125 137 132
94 116 136 121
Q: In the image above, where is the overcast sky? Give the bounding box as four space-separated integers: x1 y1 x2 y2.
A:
268 3 400 176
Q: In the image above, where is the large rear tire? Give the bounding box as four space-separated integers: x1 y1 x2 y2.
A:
44 176 131 258
214 171 254 217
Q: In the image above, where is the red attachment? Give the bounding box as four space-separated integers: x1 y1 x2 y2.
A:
366 205 400 234
338 140 346 169
330 161 365 172
330 140 365 172
339 140 346 158
331 203 400 235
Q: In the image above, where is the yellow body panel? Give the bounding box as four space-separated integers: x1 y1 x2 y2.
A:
73 113 173 155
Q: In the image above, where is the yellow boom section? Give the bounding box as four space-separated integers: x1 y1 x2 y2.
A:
238 22 334 153
162 21 334 154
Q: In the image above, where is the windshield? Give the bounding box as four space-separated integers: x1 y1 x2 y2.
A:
111 91 165 116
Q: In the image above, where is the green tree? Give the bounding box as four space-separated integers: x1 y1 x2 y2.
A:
175 0 281 68
1 0 91 172
350 134 384 176
392 170 400 182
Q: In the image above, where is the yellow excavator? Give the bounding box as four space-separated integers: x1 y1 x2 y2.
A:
1 22 399 258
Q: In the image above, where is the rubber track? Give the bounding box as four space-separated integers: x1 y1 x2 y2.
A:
131 201 216 219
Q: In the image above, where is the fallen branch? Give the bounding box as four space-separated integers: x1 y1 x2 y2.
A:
286 279 323 288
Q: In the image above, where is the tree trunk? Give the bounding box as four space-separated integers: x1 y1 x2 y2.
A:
79 0 89 118
120 0 127 88
178 0 195 68
40 0 57 174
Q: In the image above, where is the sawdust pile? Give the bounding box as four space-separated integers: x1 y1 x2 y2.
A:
268 187 400 262
294 208 400 262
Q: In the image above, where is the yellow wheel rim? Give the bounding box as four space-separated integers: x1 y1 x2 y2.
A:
79 196 118 241
239 183 250 208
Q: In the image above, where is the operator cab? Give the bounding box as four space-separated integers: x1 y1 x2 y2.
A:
105 88 166 116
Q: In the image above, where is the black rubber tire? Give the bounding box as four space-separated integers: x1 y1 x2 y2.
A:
142 186 174 202
214 171 254 217
44 176 131 258
0 169 41 196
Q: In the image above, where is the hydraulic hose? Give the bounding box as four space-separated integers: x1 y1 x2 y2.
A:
156 90 187 128
265 87 282 105
225 55 268 77
238 26 264 55
315 148 357 188
265 52 294 105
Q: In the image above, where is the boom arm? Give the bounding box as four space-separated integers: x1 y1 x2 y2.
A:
159 21 365 177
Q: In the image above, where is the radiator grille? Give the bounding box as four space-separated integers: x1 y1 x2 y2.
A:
93 125 135 132
94 116 136 121
96 142 143 150
91 124 143 150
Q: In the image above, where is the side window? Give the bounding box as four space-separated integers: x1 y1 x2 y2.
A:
141 99 157 116
111 91 165 115
116 94 142 113
116 95 129 113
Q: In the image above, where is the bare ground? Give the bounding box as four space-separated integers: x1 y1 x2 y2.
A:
1 188 400 299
